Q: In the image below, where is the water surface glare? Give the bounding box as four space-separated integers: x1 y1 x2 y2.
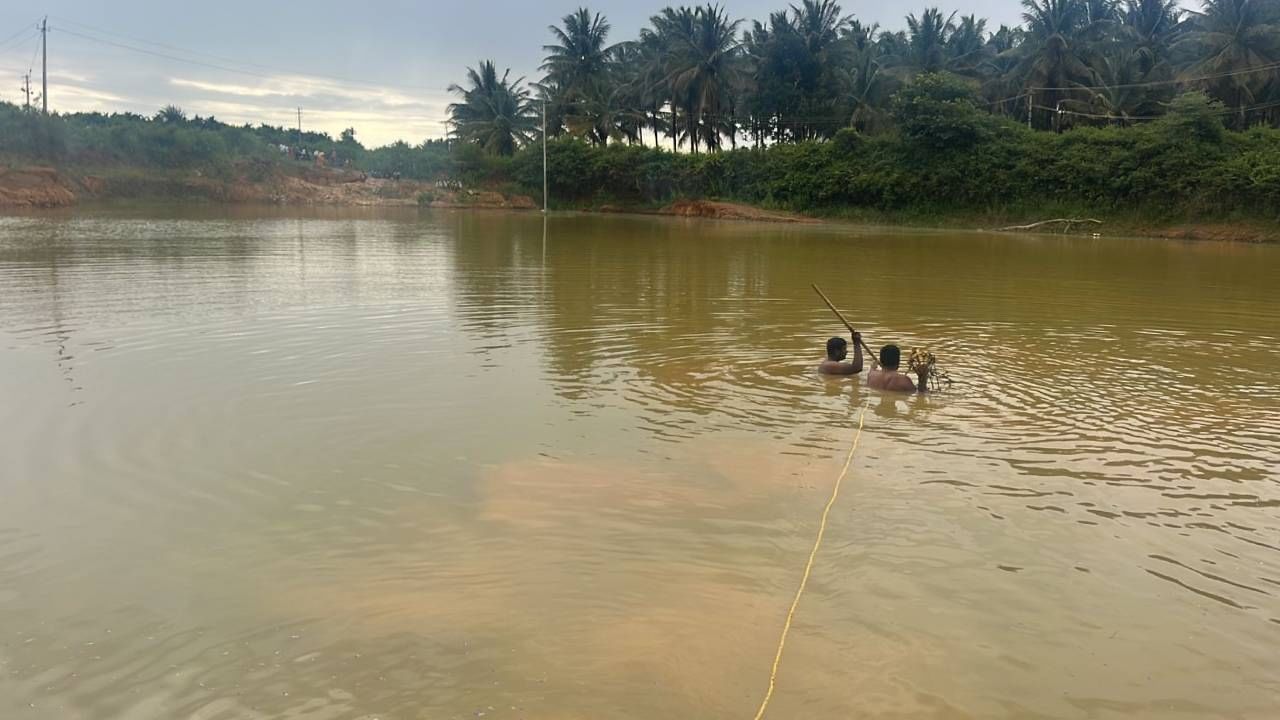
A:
0 207 1277 719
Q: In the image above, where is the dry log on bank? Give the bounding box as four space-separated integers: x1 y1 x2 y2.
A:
996 218 1103 233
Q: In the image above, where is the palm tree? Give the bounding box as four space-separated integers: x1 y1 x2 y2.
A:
1176 0 1280 127
1122 0 1184 71
542 8 617 145
532 77 572 140
649 6 701 150
1070 46 1173 123
447 61 538 156
844 44 898 132
1013 0 1103 128
790 0 855 138
791 0 853 55
609 42 651 145
900 8 959 75
948 14 992 75
979 26 1028 116
876 29 911 61
629 28 676 148
844 19 879 51
1085 0 1122 25
661 4 744 152
155 105 187 124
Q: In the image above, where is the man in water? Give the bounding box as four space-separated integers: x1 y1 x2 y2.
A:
867 344 929 393
819 333 864 376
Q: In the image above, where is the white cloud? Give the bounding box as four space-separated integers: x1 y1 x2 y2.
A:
162 74 451 144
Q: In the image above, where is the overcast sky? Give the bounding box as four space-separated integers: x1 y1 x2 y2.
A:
0 1 1161 147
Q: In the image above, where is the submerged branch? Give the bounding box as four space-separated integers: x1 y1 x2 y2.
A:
997 218 1103 233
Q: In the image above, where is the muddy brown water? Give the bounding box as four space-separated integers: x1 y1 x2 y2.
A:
0 206 1277 719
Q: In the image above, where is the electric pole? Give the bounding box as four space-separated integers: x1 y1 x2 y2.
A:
21 72 31 111
41 16 48 114
297 107 303 149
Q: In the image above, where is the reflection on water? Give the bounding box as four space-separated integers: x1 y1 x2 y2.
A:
0 207 1277 719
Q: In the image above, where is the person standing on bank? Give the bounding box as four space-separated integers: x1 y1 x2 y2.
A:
819 332 865 376
867 344 929 393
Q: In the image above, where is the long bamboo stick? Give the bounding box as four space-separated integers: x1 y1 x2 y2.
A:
812 284 878 360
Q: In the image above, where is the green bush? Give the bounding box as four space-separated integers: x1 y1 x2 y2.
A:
489 90 1280 221
891 73 993 153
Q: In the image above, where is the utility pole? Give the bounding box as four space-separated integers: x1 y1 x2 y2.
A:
296 107 303 149
1027 91 1033 130
21 72 31 111
542 101 548 213
41 16 48 114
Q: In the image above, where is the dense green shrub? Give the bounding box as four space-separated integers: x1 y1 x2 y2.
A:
492 91 1280 220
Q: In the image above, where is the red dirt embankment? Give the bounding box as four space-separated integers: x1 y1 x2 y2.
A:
660 199 819 224
0 167 78 207
0 164 538 210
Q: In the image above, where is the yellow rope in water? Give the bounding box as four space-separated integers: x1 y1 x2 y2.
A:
752 398 870 720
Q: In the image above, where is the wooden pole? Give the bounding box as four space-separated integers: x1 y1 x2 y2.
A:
812 284 878 360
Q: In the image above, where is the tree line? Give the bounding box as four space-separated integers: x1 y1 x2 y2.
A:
0 101 453 180
448 0 1280 154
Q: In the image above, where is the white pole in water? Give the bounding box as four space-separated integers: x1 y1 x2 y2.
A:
542 100 548 213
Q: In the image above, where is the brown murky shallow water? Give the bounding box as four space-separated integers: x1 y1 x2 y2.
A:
0 207 1277 719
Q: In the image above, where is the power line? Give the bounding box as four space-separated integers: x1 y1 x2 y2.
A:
48 15 288 74
55 27 289 81
1028 60 1280 93
982 90 1029 108
0 30 38 67
27 24 41 74
0 21 39 52
1035 99 1280 122
51 19 433 94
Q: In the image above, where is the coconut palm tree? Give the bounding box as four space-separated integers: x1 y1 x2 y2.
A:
155 105 187 124
899 8 959 75
1085 0 1122 25
843 44 898 132
628 29 675 148
948 14 992 75
791 0 853 54
1123 0 1183 66
447 61 538 156
790 0 855 138
1176 0 1280 127
649 6 701 150
1069 46 1173 123
876 29 911 61
844 19 879 51
978 26 1028 116
532 77 571 140
1013 0 1104 128
661 4 744 152
542 8 617 145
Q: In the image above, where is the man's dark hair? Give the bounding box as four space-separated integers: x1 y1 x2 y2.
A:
827 337 848 359
880 344 901 369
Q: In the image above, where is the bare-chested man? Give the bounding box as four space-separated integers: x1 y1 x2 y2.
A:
866 344 928 393
818 332 864 376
